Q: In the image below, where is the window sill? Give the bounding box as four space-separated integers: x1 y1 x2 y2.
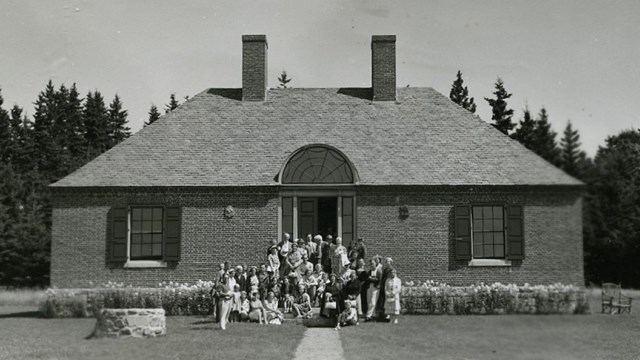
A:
124 260 168 268
468 259 512 267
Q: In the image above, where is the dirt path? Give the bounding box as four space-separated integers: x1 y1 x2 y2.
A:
292 328 345 360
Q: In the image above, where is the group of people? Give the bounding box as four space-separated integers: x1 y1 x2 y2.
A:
210 232 402 331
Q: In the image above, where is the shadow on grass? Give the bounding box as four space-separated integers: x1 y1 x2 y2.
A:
0 310 41 318
190 319 215 325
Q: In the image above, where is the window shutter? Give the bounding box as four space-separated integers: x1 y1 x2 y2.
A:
507 205 524 260
110 207 128 262
163 207 181 262
454 205 472 260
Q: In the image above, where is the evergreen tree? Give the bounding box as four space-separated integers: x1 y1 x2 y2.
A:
278 71 292 88
485 78 515 135
560 120 589 178
146 104 161 126
449 70 476 113
531 107 561 166
9 105 36 174
83 91 109 160
510 107 536 150
0 88 13 164
165 93 180 114
584 129 640 287
32 81 67 181
107 94 130 149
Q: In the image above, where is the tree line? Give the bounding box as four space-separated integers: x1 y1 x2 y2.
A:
0 75 638 288
0 82 181 287
451 71 640 288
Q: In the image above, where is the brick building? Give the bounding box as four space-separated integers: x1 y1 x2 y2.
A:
50 35 584 288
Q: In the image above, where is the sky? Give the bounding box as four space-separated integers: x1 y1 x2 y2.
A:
1 0 639 157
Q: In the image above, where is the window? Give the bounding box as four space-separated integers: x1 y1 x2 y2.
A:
110 206 181 264
281 146 355 184
130 207 164 260
472 206 505 259
454 204 523 263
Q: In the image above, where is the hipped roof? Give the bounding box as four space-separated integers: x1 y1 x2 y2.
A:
51 87 582 188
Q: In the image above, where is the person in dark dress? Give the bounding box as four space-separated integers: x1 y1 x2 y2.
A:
320 273 342 319
355 258 369 316
342 271 362 315
375 257 395 320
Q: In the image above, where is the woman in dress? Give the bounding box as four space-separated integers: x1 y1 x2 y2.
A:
365 256 382 321
248 291 268 324
384 268 402 324
292 284 313 318
263 291 283 324
376 257 394 320
320 273 342 318
331 237 348 276
216 273 234 330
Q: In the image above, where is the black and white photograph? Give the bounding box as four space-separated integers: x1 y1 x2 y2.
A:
0 1 638 359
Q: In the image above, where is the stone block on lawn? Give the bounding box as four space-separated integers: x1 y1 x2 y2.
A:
92 308 166 338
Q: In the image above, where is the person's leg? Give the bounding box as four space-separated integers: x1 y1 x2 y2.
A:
356 294 362 316
366 285 377 319
219 300 229 330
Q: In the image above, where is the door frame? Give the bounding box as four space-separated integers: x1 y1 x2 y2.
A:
278 188 356 244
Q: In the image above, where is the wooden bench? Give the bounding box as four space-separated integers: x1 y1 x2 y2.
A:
601 283 632 314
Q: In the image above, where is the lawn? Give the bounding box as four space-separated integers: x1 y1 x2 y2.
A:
0 288 638 360
0 306 305 360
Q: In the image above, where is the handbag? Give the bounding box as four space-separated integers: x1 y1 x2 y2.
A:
325 301 337 310
341 253 350 266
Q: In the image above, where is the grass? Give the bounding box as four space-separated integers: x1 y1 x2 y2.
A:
0 288 639 360
340 288 640 360
0 306 305 360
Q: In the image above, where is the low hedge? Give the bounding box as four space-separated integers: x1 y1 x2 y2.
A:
401 281 589 315
40 280 589 318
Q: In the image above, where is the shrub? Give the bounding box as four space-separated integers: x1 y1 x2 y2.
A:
400 281 589 315
40 289 89 318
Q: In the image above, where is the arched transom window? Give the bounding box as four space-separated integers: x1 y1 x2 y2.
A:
281 146 355 184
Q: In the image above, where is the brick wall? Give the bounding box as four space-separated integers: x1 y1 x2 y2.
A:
51 187 278 288
51 185 584 288
357 186 584 286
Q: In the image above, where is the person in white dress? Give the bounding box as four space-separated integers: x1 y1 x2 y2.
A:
384 269 402 324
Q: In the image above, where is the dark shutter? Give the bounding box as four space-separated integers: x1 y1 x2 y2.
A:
454 205 472 260
507 205 524 260
163 207 181 262
110 207 128 262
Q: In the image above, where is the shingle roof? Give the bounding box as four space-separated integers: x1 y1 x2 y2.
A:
51 87 582 187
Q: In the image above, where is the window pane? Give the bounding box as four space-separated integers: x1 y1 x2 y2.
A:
132 208 142 221
473 207 482 219
152 234 163 245
342 197 353 215
493 219 503 232
142 208 153 220
494 232 504 244
343 215 353 233
152 244 162 256
473 243 483 258
143 234 153 244
142 244 153 257
494 245 504 258
131 220 142 233
483 244 494 257
152 208 163 221
142 221 152 232
483 206 492 219
493 206 503 219
131 234 142 245
474 232 483 245
131 244 141 258
473 219 483 232
153 220 163 233
282 197 293 215
483 219 493 232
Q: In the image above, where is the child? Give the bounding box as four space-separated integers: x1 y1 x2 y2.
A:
268 247 280 278
292 284 312 319
229 284 242 322
280 277 294 313
335 300 358 330
316 271 328 306
238 291 250 322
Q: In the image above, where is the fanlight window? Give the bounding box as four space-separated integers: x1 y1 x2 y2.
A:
281 146 354 184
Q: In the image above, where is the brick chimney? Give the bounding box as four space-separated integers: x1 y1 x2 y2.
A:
371 35 396 101
242 35 268 101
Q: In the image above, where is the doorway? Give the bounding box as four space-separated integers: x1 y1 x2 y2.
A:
298 197 337 239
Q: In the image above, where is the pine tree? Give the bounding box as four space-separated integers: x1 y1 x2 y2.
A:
531 107 561 166
32 81 66 181
0 88 13 164
278 71 292 88
165 93 180 114
511 107 536 149
83 91 109 159
485 78 515 135
449 70 476 113
559 120 589 178
107 94 130 149
146 104 161 126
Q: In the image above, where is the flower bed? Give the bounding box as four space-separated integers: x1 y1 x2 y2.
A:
401 281 589 315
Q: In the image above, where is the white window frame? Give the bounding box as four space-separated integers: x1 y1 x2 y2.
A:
468 204 511 267
124 206 168 268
